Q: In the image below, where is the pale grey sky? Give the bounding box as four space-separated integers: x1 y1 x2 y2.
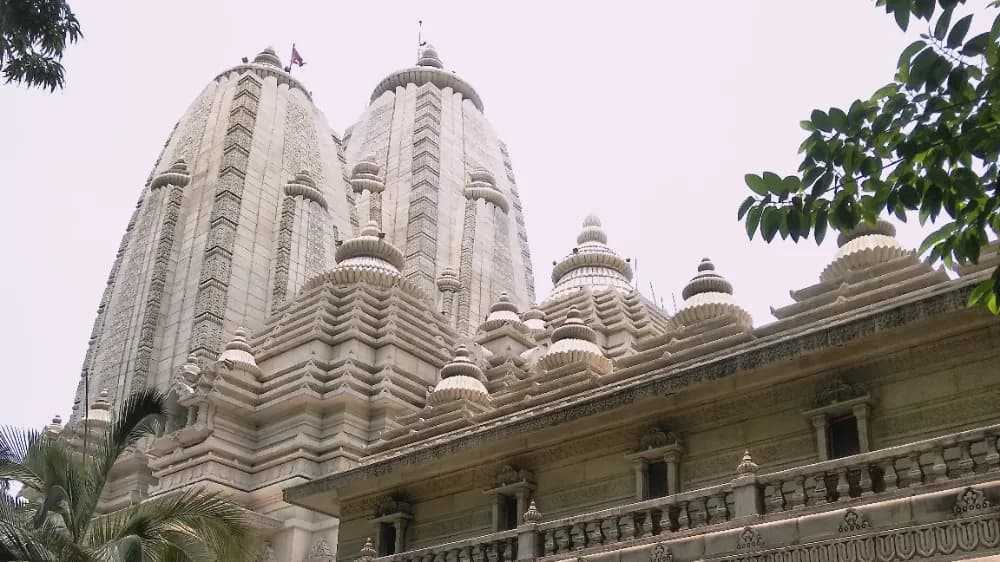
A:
0 1 976 430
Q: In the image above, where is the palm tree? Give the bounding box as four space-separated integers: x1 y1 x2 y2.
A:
0 389 252 562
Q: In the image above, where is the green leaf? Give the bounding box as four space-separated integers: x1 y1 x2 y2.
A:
811 109 833 132
947 14 973 48
738 196 756 220
829 107 849 132
908 48 938 90
762 171 784 194
898 40 927 83
746 205 763 240
968 279 993 306
895 2 911 31
871 83 899 102
918 222 956 255
962 32 990 56
799 120 815 131
761 206 781 242
745 173 769 196
814 207 829 245
781 175 801 195
913 0 934 19
934 7 953 41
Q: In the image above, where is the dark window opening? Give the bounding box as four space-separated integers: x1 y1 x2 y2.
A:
501 495 519 530
378 523 396 556
647 461 670 499
827 414 861 459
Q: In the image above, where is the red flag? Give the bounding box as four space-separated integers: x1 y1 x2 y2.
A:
291 44 306 67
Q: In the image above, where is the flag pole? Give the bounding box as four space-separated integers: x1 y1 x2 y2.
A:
288 43 295 74
417 20 423 58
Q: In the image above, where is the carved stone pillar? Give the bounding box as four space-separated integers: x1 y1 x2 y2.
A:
852 403 872 453
632 459 648 501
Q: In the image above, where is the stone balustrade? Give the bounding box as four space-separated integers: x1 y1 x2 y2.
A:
371 529 519 562
758 423 1000 513
367 424 1000 562
536 483 734 556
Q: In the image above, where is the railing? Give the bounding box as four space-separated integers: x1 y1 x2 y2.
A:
370 424 1000 562
374 528 519 562
758 423 1000 513
536 482 733 555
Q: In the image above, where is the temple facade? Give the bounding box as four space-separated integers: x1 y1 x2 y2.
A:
54 44 1000 562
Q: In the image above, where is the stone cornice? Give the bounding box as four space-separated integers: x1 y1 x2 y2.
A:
214 64 311 100
370 66 483 111
284 279 991 508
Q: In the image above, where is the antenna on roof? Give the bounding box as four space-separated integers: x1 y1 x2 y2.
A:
649 282 658 308
671 292 679 315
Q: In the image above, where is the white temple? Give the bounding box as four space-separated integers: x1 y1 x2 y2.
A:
55 44 1000 562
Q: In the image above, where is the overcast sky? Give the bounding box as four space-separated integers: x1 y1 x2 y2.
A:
1 1 982 430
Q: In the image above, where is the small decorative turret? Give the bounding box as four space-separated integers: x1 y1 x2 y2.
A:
464 169 509 213
359 537 376 562
416 44 445 68
821 220 908 282
479 292 528 333
548 215 634 302
522 307 547 335
539 307 612 374
736 450 759 477
150 159 191 190
523 500 542 524
674 258 752 329
349 159 385 194
218 327 260 375
43 415 63 438
427 345 491 407
180 354 201 385
87 389 112 423
303 221 407 291
253 46 282 68
436 267 461 293
284 170 327 208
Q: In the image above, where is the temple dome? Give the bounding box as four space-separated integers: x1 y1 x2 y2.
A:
350 158 385 194
303 221 408 291
284 170 326 208
547 215 634 302
464 168 509 213
539 307 612 374
522 308 547 335
674 258 752 328
416 44 445 68
218 327 260 374
87 389 112 423
821 220 909 282
479 292 528 333
427 345 490 407
369 44 484 111
253 47 283 68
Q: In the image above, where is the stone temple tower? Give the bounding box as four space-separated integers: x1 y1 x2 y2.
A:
72 48 354 415
343 44 536 333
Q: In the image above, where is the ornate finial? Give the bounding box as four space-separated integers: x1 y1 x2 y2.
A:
549 215 633 300
94 389 110 410
43 414 63 436
479 292 527 333
681 257 734 299
836 219 896 248
218 327 260 373
51 414 62 425
523 500 542 524
359 537 376 562
822 219 907 282
253 46 282 68
736 450 759 477
436 267 461 292
428 344 490 407
539 307 612 374
416 44 444 68
181 354 201 383
465 168 509 213
350 159 384 194
151 159 191 190
577 214 608 245
284 170 327 208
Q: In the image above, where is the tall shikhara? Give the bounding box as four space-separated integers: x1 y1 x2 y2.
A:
71 45 536 417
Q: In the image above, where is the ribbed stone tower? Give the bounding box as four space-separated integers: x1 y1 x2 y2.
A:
72 47 353 415
343 44 536 333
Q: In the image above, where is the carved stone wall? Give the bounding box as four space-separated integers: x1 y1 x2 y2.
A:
402 84 442 296
190 74 262 358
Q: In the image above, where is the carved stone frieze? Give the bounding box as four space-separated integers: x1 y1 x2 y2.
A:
648 543 673 562
838 508 872 533
955 487 992 516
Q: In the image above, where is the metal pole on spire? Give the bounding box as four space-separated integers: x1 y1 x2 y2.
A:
418 20 427 58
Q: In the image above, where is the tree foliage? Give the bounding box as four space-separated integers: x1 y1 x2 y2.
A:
0 390 252 562
0 0 82 91
739 0 1000 314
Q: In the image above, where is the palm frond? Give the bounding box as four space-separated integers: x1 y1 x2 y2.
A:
87 488 251 562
